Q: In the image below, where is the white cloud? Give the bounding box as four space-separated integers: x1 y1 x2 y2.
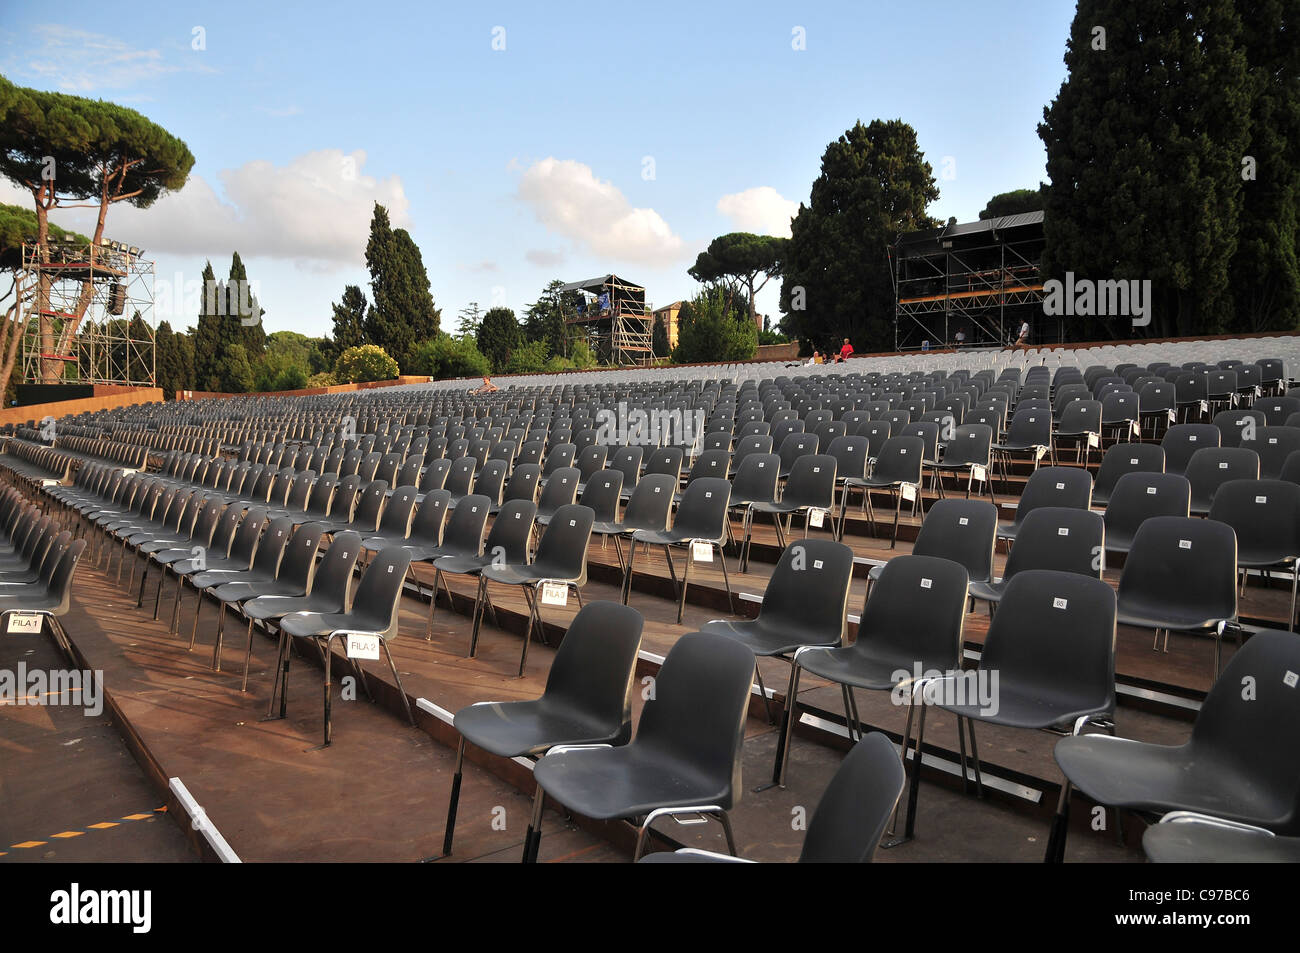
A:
458 261 498 273
716 186 800 238
16 24 213 92
516 158 684 266
28 149 408 272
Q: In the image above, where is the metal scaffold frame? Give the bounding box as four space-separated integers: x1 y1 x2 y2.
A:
559 274 654 366
17 239 157 387
893 212 1046 351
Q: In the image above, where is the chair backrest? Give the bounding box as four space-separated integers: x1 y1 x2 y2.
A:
1208 479 1300 563
644 446 684 482
912 499 997 584
1186 447 1260 512
687 449 732 484
1117 516 1238 627
537 467 580 513
420 458 452 493
440 494 490 556
757 538 854 646
621 473 677 531
482 499 537 566
541 601 644 747
577 469 624 523
858 554 968 674
826 435 869 482
630 631 756 810
542 443 577 476
532 503 594 582
798 732 906 863
1214 409 1266 448
1012 466 1093 527
782 454 837 510
671 478 732 541
1005 407 1052 446
473 460 509 506
1002 507 1106 579
1057 399 1101 435
277 522 327 591
225 506 270 565
728 452 780 504
1187 628 1300 833
940 424 992 467
978 570 1116 718
872 436 924 485
502 463 541 504
346 545 414 638
610 446 644 490
378 485 420 538
778 433 819 472
349 480 389 532
310 531 364 613
1104 472 1191 538
1241 426 1300 480
249 516 294 576
445 457 477 496
408 489 451 547
1161 424 1220 476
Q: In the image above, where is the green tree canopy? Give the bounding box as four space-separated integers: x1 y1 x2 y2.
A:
0 76 194 381
1230 0 1300 332
331 284 368 350
780 119 939 351
476 306 522 372
362 203 440 371
154 320 194 399
689 232 787 326
522 279 582 357
672 287 758 364
1039 0 1252 338
978 187 1045 220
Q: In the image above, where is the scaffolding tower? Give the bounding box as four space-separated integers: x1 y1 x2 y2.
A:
16 239 156 387
559 274 653 366
893 211 1046 351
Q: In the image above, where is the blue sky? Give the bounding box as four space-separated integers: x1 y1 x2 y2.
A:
0 0 1077 338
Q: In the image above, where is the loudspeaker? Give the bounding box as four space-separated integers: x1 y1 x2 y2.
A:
108 282 126 315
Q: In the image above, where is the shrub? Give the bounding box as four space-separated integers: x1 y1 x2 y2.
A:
334 344 399 383
671 288 757 364
413 333 491 380
504 339 550 374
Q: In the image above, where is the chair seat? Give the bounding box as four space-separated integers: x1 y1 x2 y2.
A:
939 682 1108 731
1143 822 1300 863
797 643 927 692
433 553 493 576
534 746 729 820
631 529 692 547
211 579 302 604
1116 600 1227 632
698 618 834 657
842 476 901 490
994 522 1022 541
637 849 750 864
1055 735 1294 827
590 520 629 536
967 578 1008 603
243 594 333 621
748 501 803 516
455 700 620 759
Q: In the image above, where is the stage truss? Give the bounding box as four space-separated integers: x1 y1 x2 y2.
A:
893 213 1046 351
560 274 653 366
16 240 156 386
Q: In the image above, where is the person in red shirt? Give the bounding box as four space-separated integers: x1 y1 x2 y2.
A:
837 338 854 363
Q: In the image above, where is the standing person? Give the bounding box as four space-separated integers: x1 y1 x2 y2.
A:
1014 319 1030 349
954 327 966 348
837 337 854 363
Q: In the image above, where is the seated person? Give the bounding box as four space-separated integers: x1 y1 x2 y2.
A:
470 376 499 395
